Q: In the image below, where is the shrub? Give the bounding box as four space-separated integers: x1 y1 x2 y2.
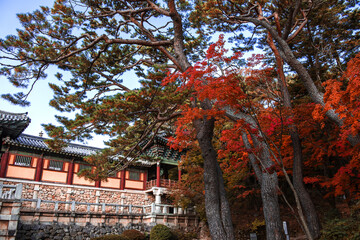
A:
320 217 360 240
121 229 146 240
150 224 174 240
320 201 360 240
171 229 197 240
91 234 129 240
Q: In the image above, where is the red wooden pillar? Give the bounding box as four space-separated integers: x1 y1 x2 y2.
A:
178 166 182 182
120 169 125 190
67 160 74 185
143 170 147 190
35 154 44 182
0 149 10 178
156 162 161 187
95 167 101 188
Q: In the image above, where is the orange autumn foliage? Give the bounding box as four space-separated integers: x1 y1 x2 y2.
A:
312 52 360 199
167 36 360 204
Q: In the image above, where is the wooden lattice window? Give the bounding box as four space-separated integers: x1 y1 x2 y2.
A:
48 160 63 171
14 155 32 167
108 171 118 178
129 169 141 181
78 164 91 172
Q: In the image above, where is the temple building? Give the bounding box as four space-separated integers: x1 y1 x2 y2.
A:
0 110 197 239
0 110 181 191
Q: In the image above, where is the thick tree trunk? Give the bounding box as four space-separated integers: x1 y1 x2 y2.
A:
254 136 286 240
166 7 235 236
267 35 321 239
227 110 285 240
290 128 321 239
217 161 235 238
244 138 285 240
194 115 235 240
262 171 285 240
243 132 288 240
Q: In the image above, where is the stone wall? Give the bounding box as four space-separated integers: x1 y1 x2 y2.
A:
0 179 199 239
0 200 21 240
16 210 199 240
2 179 155 211
16 221 151 240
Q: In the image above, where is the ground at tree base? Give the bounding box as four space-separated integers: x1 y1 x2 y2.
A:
230 194 359 240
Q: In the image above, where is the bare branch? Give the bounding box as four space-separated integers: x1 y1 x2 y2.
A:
286 10 309 43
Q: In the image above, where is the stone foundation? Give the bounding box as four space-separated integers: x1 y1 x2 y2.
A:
0 200 21 240
16 210 198 240
16 221 151 240
1 179 155 210
0 180 199 239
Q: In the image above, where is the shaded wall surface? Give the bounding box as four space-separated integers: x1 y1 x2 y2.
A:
0 181 198 240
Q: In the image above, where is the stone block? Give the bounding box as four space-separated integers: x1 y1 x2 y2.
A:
1 206 11 215
0 221 9 230
7 220 18 231
10 206 20 215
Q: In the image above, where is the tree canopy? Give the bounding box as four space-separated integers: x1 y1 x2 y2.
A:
1 1 359 239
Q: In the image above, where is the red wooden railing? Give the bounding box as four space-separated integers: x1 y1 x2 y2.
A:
146 179 177 189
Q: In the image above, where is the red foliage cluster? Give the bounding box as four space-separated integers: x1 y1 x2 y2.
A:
166 36 360 203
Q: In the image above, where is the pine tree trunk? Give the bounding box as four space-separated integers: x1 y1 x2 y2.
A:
291 128 321 239
194 115 235 240
255 137 286 240
267 35 321 239
217 162 235 238
261 171 285 240
170 12 235 236
227 111 285 240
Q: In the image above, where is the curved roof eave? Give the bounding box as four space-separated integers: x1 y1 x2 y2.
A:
3 134 101 158
0 110 31 139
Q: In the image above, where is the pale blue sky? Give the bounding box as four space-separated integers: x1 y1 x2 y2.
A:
0 1 244 148
0 0 60 140
0 0 138 147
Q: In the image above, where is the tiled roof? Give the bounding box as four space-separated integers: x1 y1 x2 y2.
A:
4 134 101 157
0 110 30 122
140 135 183 163
0 110 30 139
4 134 158 167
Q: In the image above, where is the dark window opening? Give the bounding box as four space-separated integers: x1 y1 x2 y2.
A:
129 169 141 180
78 164 92 172
48 160 63 171
14 155 31 167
